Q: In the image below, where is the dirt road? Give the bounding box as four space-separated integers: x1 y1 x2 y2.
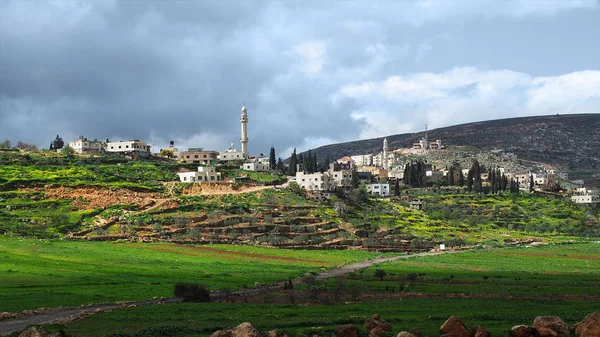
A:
0 249 456 336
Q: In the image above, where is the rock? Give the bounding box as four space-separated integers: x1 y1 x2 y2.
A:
232 322 263 337
396 332 416 337
336 324 358 337
510 325 537 337
211 330 233 337
474 325 490 337
574 312 600 337
533 316 569 337
0 312 17 320
18 326 61 337
266 330 279 337
440 316 472 337
364 314 392 337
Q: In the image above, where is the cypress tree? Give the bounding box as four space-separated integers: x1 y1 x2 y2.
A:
269 147 276 170
297 153 304 172
459 169 465 187
448 166 455 186
529 175 535 192
472 160 482 193
288 149 298 176
467 168 474 192
313 153 318 173
305 150 313 173
322 156 330 172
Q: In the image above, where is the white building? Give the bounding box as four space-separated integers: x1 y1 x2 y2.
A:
219 143 247 161
367 183 390 196
571 188 599 205
174 148 219 164
295 169 353 192
177 166 222 183
241 162 269 172
330 170 353 189
351 154 373 166
296 172 334 191
372 152 396 168
68 136 103 154
105 140 151 157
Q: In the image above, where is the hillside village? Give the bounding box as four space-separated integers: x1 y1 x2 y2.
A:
7 106 596 207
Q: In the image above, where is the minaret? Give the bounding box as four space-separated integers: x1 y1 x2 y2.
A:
383 137 388 169
240 105 248 157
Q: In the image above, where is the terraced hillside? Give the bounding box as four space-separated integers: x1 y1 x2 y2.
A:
1 150 599 251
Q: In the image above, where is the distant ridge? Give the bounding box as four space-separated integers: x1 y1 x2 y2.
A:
308 113 600 179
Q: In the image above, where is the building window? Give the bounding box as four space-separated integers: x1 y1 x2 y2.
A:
210 176 215 181
194 155 198 158
118 146 122 149
186 155 190 158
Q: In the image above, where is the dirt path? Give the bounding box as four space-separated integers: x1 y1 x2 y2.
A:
0 249 456 336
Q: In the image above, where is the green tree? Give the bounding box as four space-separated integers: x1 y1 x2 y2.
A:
62 145 75 157
374 269 387 281
471 160 482 193
0 140 11 149
322 156 330 172
458 169 465 186
288 149 298 176
269 147 276 170
305 150 314 173
448 166 455 186
467 168 474 192
51 135 64 150
276 157 284 171
351 165 359 188
529 175 535 192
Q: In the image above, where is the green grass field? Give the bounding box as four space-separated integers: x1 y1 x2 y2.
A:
29 242 600 337
354 243 600 298
0 236 384 312
44 299 599 337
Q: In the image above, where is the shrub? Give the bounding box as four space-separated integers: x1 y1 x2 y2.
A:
173 283 210 302
406 273 418 281
374 269 387 281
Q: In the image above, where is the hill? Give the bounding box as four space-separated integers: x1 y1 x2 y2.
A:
308 113 600 181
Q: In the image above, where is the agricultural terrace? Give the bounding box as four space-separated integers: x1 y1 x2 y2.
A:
39 243 600 337
0 236 385 312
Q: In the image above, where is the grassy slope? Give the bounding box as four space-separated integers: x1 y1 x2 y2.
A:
357 243 600 297
40 243 600 337
0 236 384 312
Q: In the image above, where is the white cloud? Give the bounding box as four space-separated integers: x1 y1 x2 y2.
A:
289 40 328 75
338 68 600 139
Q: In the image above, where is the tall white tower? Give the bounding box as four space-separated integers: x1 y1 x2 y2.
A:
240 105 248 157
383 137 389 169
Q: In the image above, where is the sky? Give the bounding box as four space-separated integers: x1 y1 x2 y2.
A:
1 0 599 157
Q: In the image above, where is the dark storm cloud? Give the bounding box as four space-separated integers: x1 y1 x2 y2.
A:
1 0 599 155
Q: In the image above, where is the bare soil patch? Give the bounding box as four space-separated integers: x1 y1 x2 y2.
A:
123 243 332 265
